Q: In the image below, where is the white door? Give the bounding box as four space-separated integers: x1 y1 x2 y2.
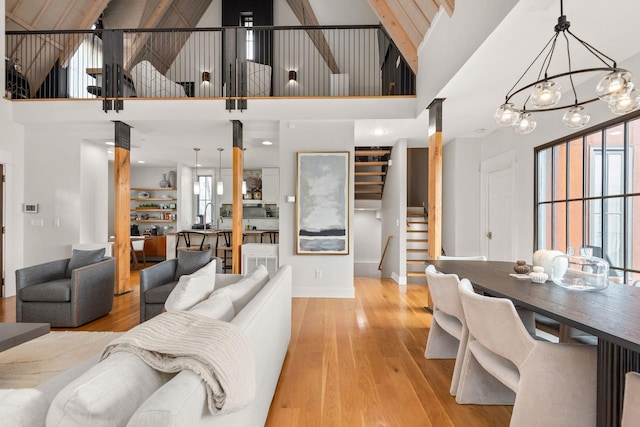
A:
487 168 513 261
481 151 517 261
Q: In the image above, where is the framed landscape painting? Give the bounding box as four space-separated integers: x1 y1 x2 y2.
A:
296 151 350 255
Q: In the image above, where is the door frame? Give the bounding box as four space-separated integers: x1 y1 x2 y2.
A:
480 151 517 260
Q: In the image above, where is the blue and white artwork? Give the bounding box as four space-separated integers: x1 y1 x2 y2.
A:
296 152 349 254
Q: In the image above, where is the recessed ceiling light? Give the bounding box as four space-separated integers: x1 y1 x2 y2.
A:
262 140 273 146
105 141 115 146
371 128 387 136
137 160 145 164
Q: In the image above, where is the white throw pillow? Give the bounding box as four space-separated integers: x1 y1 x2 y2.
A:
47 352 173 427
210 264 270 313
0 389 47 427
189 292 235 321
165 259 217 312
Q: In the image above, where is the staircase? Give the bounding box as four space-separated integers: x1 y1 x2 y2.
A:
406 206 429 283
354 146 392 200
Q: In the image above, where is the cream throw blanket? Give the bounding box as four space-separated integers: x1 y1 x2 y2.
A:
101 311 255 414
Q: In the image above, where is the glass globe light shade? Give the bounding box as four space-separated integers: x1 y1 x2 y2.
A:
530 81 561 108
562 106 590 129
514 113 536 134
193 181 200 195
494 103 521 126
609 89 640 114
216 180 224 196
596 70 633 102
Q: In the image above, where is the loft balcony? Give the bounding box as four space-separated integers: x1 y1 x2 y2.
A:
5 25 415 108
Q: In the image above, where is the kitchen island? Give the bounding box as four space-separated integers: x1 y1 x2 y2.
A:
165 228 279 260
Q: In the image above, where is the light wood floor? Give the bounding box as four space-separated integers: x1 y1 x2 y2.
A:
0 271 512 426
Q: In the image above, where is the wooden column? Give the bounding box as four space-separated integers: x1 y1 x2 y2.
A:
427 99 444 310
113 121 131 295
231 120 244 274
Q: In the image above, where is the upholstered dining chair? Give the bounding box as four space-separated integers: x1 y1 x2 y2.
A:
424 264 468 396
456 279 597 426
622 371 640 427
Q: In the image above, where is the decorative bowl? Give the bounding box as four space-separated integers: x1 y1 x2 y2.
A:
550 249 609 291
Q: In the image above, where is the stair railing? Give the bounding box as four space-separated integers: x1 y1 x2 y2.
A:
378 235 393 270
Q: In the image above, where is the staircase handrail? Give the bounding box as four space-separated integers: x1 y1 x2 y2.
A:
378 235 393 270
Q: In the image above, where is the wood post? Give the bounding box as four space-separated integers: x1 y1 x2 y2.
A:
427 99 444 310
113 121 131 295
231 120 243 274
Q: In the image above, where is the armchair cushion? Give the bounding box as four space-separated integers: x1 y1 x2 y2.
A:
144 282 178 304
165 260 218 312
19 279 71 302
65 248 106 278
174 250 211 281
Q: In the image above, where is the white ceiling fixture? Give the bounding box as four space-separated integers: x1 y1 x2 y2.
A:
261 140 273 146
495 0 640 134
216 148 224 196
193 148 200 195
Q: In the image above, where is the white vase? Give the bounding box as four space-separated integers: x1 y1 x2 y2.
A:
159 173 170 188
532 249 564 281
168 170 176 188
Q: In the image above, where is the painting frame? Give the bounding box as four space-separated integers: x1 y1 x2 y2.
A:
296 151 350 255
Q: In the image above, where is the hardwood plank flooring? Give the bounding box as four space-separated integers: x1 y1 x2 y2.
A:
0 272 512 426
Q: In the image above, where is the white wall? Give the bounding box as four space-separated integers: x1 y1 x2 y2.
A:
416 0 519 113
353 210 381 277
80 142 108 243
278 120 355 297
380 139 407 284
442 137 481 256
21 125 109 268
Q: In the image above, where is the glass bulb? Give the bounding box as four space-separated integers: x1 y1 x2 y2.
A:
216 180 224 196
530 81 561 108
562 106 590 129
494 103 521 126
242 180 247 195
514 113 536 134
596 70 633 102
609 89 640 114
193 181 200 195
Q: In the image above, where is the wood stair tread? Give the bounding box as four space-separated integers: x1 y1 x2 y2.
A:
355 150 391 156
407 272 426 277
407 239 429 242
355 181 384 186
407 248 429 253
407 260 427 264
355 189 383 194
355 171 386 176
407 229 427 233
355 161 387 167
407 213 424 217
408 221 428 225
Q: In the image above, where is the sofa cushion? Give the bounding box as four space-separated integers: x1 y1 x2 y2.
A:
165 260 217 312
20 279 71 302
174 250 211 281
210 264 270 313
0 389 48 427
145 281 178 304
65 248 106 278
189 291 235 321
47 352 174 427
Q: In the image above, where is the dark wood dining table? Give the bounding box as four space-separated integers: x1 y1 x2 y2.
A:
428 259 640 427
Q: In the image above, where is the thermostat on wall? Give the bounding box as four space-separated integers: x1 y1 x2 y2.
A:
23 203 38 213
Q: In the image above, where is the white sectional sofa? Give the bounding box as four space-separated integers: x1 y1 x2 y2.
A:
1 264 292 427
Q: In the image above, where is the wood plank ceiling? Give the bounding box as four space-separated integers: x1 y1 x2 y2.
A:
5 0 454 94
367 0 454 72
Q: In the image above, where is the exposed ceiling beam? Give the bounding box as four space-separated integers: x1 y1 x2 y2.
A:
415 0 439 25
125 0 174 70
170 3 190 27
285 0 340 74
367 0 418 73
434 0 454 17
32 0 53 27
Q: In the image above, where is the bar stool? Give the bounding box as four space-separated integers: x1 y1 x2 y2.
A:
260 231 279 243
175 231 210 258
216 231 233 272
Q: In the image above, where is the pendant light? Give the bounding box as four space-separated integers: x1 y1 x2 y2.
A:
193 148 200 195
495 0 638 133
217 148 224 196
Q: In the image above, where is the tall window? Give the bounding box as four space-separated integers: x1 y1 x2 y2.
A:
535 112 640 285
196 176 213 224
241 12 254 61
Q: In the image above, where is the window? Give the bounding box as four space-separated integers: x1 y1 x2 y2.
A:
535 112 640 285
241 12 254 61
196 175 213 224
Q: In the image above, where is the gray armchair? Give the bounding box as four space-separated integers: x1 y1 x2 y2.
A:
16 256 116 327
140 254 222 323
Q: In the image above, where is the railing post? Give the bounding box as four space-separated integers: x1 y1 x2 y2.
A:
224 28 237 110
102 30 124 111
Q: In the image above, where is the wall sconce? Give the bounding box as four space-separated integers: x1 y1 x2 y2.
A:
288 70 297 82
202 71 211 82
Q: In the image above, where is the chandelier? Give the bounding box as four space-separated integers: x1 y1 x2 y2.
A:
494 0 640 134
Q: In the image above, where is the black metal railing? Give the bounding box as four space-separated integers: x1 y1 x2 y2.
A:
5 25 415 101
